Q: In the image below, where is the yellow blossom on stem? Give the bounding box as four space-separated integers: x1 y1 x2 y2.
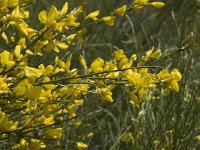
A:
129 92 139 107
24 66 43 80
45 128 62 139
0 0 7 9
114 5 127 16
38 5 58 26
66 106 76 118
28 139 46 150
76 142 88 150
171 68 182 81
85 10 100 21
37 114 55 125
53 41 69 51
0 50 15 69
135 0 148 6
60 2 69 16
7 0 18 8
132 5 144 11
100 87 113 102
1 32 8 44
101 16 115 26
151 2 165 8
158 68 182 93
79 55 87 70
0 111 18 132
24 86 42 99
90 57 104 73
169 80 179 92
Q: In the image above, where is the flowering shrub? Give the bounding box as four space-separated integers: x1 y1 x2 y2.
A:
0 0 182 149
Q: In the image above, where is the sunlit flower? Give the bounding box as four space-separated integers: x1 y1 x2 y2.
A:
86 10 100 21
101 16 115 26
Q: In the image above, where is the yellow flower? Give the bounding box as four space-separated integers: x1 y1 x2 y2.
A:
18 38 26 48
19 138 28 148
0 111 18 132
25 99 38 114
112 49 126 61
166 129 173 134
118 57 132 69
66 106 76 118
72 99 84 107
28 139 46 150
90 57 104 73
129 92 139 107
0 82 9 94
12 79 27 95
39 65 54 76
0 0 7 9
104 62 119 78
158 69 172 82
53 41 69 51
158 69 182 93
38 5 58 25
171 68 182 81
24 66 43 80
9 20 36 37
101 16 115 26
66 33 76 44
24 86 42 99
135 0 148 5
24 116 34 127
43 103 59 115
55 57 66 69
146 49 153 58
65 12 80 27
132 5 144 11
0 51 10 66
45 128 62 139
139 75 154 88
169 80 179 92
100 87 113 102
65 54 72 71
55 55 72 71
151 2 165 8
7 0 18 8
150 49 161 58
1 32 8 44
76 142 88 150
85 10 100 21
115 5 127 16
79 55 87 70
37 114 54 125
14 45 22 59
0 50 15 69
60 2 68 16
76 28 86 43
195 135 200 141
87 132 94 138
126 72 141 86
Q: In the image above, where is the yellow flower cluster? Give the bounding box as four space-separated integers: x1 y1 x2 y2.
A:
0 47 181 148
0 0 177 149
133 0 165 11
